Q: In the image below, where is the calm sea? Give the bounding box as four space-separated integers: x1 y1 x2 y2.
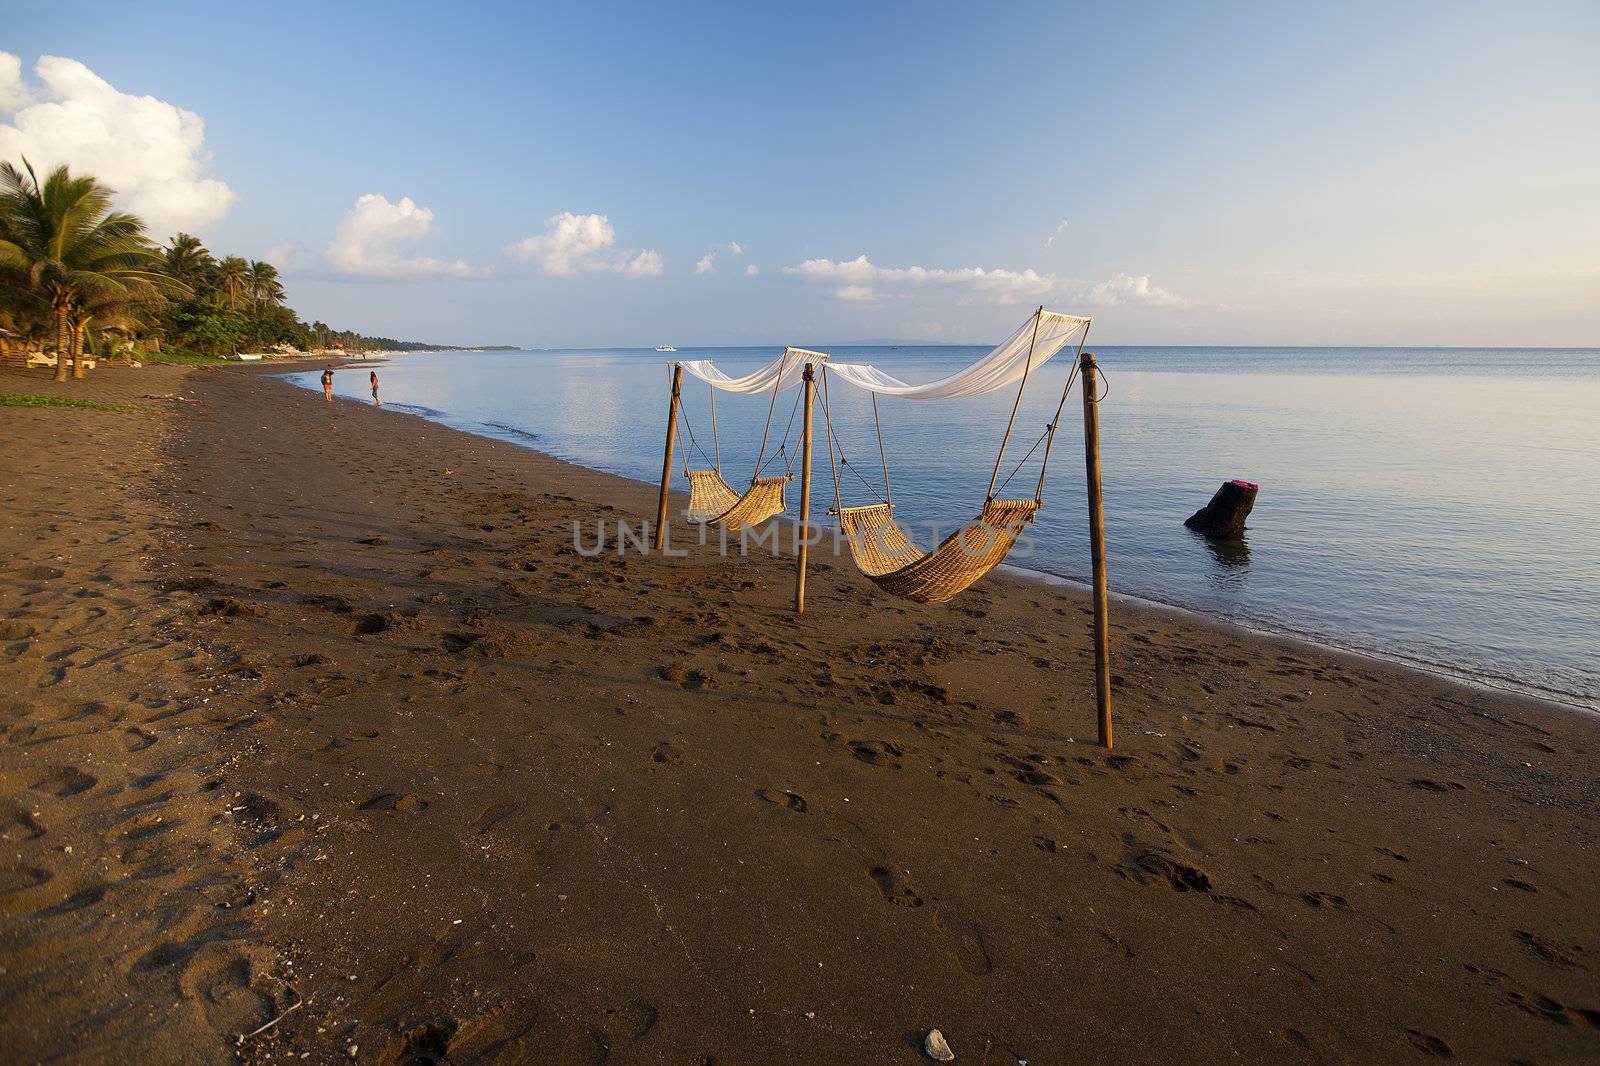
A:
292 345 1600 711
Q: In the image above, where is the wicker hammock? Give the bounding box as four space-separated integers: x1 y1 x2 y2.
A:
819 307 1091 604
670 348 818 534
684 469 791 531
835 499 1041 604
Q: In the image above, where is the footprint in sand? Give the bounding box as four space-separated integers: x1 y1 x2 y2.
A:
468 802 519 836
1117 844 1212 893
932 906 993 975
30 765 96 796
359 792 427 813
122 726 157 751
598 1001 659 1047
0 804 45 841
756 788 808 813
868 865 924 908
397 1021 458 1063
39 882 108 918
657 665 712 689
848 739 905 766
1405 1030 1453 1057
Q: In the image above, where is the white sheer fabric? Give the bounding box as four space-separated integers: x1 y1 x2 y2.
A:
676 347 826 394
825 311 1089 399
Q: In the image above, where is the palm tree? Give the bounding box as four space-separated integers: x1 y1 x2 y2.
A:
0 159 177 380
248 259 284 309
215 256 249 311
68 279 167 369
163 232 214 288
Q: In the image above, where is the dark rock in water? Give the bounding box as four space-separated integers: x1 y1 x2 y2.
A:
1185 479 1258 538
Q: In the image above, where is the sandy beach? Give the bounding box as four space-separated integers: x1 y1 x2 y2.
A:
2 361 1596 1064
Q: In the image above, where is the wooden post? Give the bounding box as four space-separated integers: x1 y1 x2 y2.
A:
1080 352 1114 749
653 365 682 552
795 363 815 614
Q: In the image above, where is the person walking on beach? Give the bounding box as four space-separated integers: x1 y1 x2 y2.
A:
321 366 333 402
370 370 381 407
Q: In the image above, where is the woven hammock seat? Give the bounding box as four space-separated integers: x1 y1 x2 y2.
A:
684 469 791 531
835 498 1042 604
819 308 1093 604
667 346 825 534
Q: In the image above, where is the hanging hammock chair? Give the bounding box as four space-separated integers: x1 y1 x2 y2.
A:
820 307 1092 605
671 347 826 531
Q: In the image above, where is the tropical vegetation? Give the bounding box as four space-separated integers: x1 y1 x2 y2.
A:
0 157 443 382
0 160 179 380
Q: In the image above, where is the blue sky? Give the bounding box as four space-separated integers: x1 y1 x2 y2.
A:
4 0 1598 346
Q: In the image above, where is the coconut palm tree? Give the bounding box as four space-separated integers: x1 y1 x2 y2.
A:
67 279 168 369
163 232 214 288
248 259 284 309
215 256 250 311
0 159 176 380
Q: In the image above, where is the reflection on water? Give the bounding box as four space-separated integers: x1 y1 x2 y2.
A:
1196 530 1252 572
293 344 1600 710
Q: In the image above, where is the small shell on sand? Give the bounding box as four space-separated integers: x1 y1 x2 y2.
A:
925 1028 955 1061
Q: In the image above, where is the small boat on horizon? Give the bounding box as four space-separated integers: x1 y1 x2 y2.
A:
655 344 678 353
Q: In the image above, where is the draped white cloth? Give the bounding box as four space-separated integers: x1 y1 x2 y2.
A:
825 310 1090 400
676 347 826 394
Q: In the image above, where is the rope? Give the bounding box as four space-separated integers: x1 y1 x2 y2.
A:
817 366 886 509
1032 322 1092 502
872 392 892 507
672 383 718 472
993 423 1053 497
821 367 844 514
709 385 719 471
986 306 1045 500
841 454 889 504
757 385 804 478
750 349 790 484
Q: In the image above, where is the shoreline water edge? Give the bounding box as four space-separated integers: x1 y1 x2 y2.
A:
285 366 1600 717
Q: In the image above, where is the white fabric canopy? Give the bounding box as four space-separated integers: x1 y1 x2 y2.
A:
676 347 827 394
825 310 1090 400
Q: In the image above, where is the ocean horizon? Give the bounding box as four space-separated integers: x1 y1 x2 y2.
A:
294 343 1600 712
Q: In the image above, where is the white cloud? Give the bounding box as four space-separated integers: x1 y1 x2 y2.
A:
325 194 486 279
784 254 1057 303
693 240 746 276
507 212 663 277
1082 272 1192 308
263 242 304 271
0 53 32 112
0 52 235 232
746 263 760 276
1045 219 1069 248
624 249 664 277
835 285 882 302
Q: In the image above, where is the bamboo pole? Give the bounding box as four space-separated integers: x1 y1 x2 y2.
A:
653 365 683 552
1080 352 1113 748
795 363 815 614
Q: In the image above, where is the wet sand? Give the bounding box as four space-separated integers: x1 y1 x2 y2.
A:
1 361 1596 1064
